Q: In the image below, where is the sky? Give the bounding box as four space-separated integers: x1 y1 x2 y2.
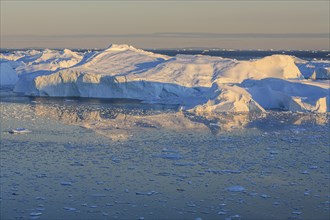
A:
0 0 329 50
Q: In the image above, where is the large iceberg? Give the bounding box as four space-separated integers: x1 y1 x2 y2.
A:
2 44 329 113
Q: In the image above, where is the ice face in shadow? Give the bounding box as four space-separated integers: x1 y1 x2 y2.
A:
0 63 19 86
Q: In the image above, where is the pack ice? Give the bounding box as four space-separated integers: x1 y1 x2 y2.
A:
1 44 329 113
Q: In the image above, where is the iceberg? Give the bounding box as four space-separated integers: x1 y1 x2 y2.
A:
296 59 330 79
1 44 329 114
310 67 330 80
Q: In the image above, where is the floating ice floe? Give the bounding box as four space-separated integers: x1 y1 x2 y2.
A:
63 207 77 212
226 185 246 192
29 212 42 216
136 191 157 196
60 181 73 186
9 128 32 134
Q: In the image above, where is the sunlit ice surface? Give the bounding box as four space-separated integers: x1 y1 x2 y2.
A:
0 89 329 220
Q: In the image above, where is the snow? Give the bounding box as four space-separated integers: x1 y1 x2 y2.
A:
2 45 329 113
216 55 303 84
19 49 83 74
241 78 329 112
193 84 265 114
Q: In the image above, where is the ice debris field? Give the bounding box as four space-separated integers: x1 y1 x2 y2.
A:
1 44 329 114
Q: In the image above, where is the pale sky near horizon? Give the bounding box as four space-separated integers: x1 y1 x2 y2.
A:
0 0 329 50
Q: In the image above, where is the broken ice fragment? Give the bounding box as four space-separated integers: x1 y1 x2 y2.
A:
9 128 31 134
157 154 183 160
292 211 302 215
63 207 77 211
60 181 72 186
136 191 157 196
173 162 195 166
226 186 245 192
260 194 271 198
29 212 42 216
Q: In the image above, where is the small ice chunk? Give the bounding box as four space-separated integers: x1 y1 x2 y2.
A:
162 148 179 153
63 207 77 211
91 194 106 197
136 191 157 196
207 169 241 174
248 192 258 197
70 161 84 166
226 186 245 192
60 181 72 186
269 150 278 155
260 194 271 198
292 211 302 215
9 128 31 134
157 154 182 160
36 174 47 178
30 212 42 216
173 162 195 166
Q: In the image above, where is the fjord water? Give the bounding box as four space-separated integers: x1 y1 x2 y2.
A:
0 90 329 220
147 49 330 61
1 49 329 61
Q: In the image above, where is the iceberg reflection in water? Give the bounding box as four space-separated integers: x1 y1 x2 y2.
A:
0 94 329 219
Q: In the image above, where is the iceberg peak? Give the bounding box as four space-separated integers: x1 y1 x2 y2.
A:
105 44 137 51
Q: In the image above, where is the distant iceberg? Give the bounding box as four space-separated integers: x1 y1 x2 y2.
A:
1 44 329 113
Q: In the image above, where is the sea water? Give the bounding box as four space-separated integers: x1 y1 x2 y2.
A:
0 89 329 219
1 49 329 61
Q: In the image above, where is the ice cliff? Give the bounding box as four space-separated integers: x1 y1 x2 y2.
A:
0 63 19 86
1 44 329 113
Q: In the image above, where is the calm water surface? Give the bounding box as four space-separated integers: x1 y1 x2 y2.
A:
0 90 329 220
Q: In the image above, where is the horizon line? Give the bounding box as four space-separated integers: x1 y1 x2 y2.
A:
1 32 329 39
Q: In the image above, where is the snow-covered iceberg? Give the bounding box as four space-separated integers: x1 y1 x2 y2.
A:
2 44 329 113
